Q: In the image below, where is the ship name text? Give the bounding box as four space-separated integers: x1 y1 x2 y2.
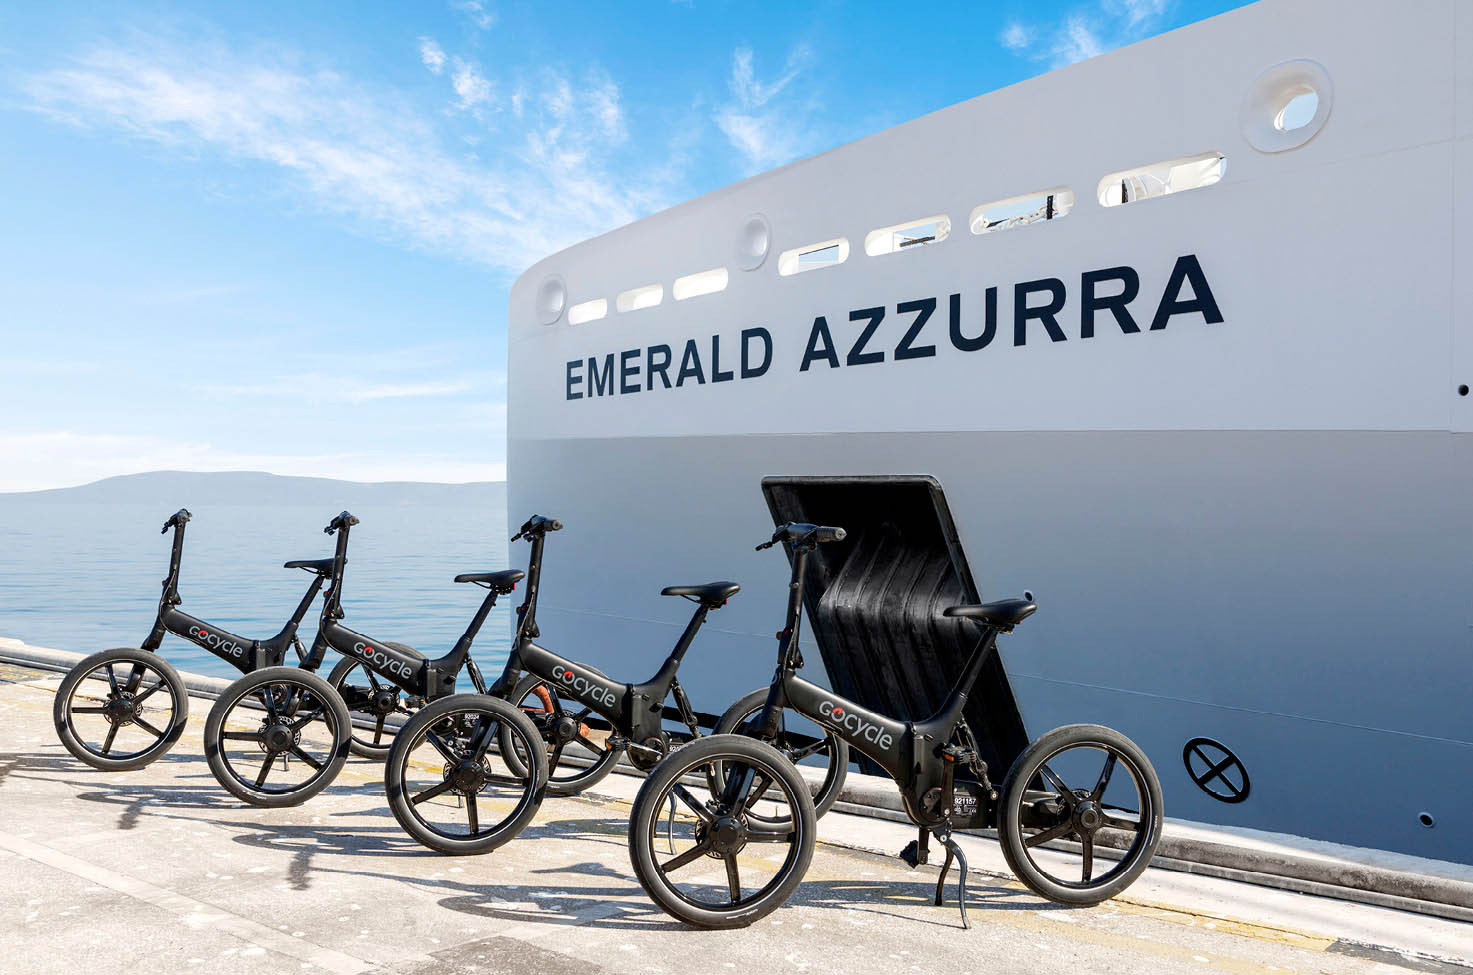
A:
564 254 1221 401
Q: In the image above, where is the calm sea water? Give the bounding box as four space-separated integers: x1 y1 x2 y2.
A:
0 501 513 679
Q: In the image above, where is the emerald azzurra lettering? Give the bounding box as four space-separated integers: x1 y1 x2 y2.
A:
567 328 772 401
564 255 1221 401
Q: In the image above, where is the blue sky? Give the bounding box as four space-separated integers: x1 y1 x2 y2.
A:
0 0 1247 491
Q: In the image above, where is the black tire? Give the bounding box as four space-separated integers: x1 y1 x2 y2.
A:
628 734 815 929
498 673 621 795
327 655 413 760
53 648 189 771
385 694 547 855
998 723 1163 905
714 687 849 826
203 667 352 808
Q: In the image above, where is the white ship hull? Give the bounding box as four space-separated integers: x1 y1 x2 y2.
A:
508 0 1473 863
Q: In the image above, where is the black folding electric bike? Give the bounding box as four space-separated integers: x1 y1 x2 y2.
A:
382 514 849 855
200 511 544 821
53 508 334 772
628 522 1164 929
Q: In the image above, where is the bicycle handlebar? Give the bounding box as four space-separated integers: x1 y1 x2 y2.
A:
512 514 563 541
161 508 192 534
324 510 360 534
755 522 847 551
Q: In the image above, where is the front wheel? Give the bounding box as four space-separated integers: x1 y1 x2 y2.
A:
53 648 189 771
628 734 815 929
385 694 546 855
714 688 849 827
498 674 621 795
203 667 352 807
997 723 1163 905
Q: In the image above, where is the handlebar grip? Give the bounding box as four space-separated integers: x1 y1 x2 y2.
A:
161 508 192 533
324 510 360 534
815 526 846 543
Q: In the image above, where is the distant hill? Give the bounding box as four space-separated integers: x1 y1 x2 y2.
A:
1 471 505 507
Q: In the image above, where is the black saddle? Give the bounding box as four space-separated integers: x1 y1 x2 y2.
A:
454 569 525 594
943 598 1037 628
661 581 741 605
284 558 334 576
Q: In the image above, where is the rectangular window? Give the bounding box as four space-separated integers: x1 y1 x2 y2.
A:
1098 152 1225 207
673 266 729 301
778 238 850 276
864 215 951 256
969 188 1073 234
568 298 608 325
616 283 664 313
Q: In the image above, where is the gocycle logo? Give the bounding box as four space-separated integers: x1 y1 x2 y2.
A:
352 641 415 680
818 699 894 750
188 625 244 658
552 665 616 708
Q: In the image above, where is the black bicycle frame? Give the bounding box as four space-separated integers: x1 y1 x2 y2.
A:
306 515 500 700
142 510 325 675
491 528 708 748
748 542 1001 829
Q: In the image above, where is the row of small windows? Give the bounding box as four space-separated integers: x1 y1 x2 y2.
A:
566 151 1224 323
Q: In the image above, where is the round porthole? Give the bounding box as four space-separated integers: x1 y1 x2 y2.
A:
535 274 567 325
1241 59 1333 153
735 213 772 271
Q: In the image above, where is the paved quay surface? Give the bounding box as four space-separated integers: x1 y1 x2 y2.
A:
2 663 1470 975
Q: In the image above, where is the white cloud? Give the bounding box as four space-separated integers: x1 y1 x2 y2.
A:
418 37 446 74
1000 23 1032 51
25 41 669 275
715 45 815 172
449 57 492 109
1003 0 1174 67
1054 16 1104 64
210 376 476 403
1109 0 1170 29
451 0 495 31
0 431 505 492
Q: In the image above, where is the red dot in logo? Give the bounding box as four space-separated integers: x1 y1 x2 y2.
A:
832 707 844 718
562 673 574 683
200 631 209 638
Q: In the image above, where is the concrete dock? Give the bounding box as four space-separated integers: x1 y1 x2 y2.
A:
2 660 1470 975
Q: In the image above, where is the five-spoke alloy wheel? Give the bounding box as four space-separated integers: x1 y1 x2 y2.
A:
203 666 352 807
54 648 189 771
385 694 547 855
997 723 1163 905
628 734 815 929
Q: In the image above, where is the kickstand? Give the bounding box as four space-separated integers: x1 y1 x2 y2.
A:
666 794 677 854
933 831 971 930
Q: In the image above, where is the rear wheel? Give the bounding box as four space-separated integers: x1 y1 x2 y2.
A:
203 667 351 807
628 734 815 929
714 688 849 828
385 694 546 855
54 648 189 771
327 656 415 760
498 673 621 795
997 723 1163 905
